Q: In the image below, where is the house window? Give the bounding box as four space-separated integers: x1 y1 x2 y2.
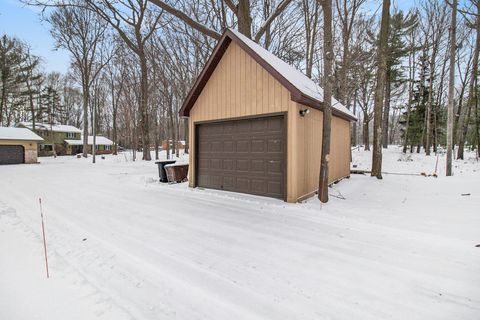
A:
39 144 53 151
105 145 111 151
95 145 100 150
66 132 76 138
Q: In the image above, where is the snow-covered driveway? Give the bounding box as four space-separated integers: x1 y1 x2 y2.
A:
1 148 479 320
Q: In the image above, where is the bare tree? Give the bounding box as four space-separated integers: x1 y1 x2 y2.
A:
302 0 320 78
457 0 479 160
81 0 164 161
48 2 109 158
318 0 333 203
149 0 294 41
334 0 366 105
446 0 457 175
371 0 390 179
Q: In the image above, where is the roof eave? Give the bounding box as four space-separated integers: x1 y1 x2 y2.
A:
179 33 232 117
292 92 357 122
179 29 357 123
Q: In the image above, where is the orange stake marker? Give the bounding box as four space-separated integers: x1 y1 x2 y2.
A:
39 198 49 279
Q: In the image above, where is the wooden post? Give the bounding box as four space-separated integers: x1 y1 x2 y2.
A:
39 198 49 279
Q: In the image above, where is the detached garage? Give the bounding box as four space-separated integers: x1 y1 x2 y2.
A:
0 127 43 164
180 29 356 202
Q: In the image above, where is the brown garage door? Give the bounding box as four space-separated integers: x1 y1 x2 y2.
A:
0 145 24 165
196 115 285 199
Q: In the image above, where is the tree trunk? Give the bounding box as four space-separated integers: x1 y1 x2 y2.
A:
371 0 390 179
113 107 118 155
139 50 151 161
352 88 358 146
403 45 415 154
0 78 6 125
425 57 434 156
363 116 370 151
155 113 159 160
475 93 479 158
454 68 469 146
382 71 391 148
457 1 479 160
237 0 252 38
82 83 89 158
318 0 333 203
29 89 35 130
184 118 189 154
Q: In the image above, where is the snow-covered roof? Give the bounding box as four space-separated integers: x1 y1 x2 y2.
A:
65 136 113 146
0 126 44 141
179 29 357 121
228 29 355 119
18 122 82 133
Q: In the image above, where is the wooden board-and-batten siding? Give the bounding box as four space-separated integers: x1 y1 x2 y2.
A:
188 41 351 202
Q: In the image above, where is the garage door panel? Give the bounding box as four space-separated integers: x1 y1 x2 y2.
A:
223 176 235 189
251 139 265 152
224 141 234 152
196 115 285 199
211 159 221 170
268 181 283 195
268 160 283 174
267 138 282 152
198 158 209 169
235 177 250 192
267 117 283 131
251 118 268 131
236 140 250 153
236 159 250 172
211 141 223 152
223 159 234 171
251 179 267 194
251 159 266 173
0 145 24 165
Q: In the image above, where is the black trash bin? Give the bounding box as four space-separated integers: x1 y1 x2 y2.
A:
155 160 176 182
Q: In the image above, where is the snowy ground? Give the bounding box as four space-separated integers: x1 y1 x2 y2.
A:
1 146 479 320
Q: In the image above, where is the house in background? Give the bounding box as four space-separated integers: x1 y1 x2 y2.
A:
161 139 185 150
0 127 43 164
180 29 356 202
16 122 82 156
16 122 114 156
65 136 113 155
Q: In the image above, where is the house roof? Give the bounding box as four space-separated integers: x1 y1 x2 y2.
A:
179 28 357 121
65 136 113 146
0 126 44 141
18 122 82 133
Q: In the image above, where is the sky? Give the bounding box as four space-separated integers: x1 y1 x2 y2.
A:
0 0 70 74
0 0 419 75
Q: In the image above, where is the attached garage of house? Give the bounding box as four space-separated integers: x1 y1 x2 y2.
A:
180 29 356 203
0 127 43 165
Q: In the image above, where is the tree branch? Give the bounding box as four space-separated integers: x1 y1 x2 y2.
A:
148 0 222 39
223 0 238 14
254 0 294 42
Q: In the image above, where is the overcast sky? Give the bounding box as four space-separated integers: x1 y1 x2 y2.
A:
0 0 420 75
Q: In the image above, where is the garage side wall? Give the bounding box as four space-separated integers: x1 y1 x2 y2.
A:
291 103 351 201
188 41 294 190
0 140 38 163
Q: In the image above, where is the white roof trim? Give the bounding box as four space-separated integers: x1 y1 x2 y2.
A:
65 136 113 146
18 122 82 133
0 127 44 141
